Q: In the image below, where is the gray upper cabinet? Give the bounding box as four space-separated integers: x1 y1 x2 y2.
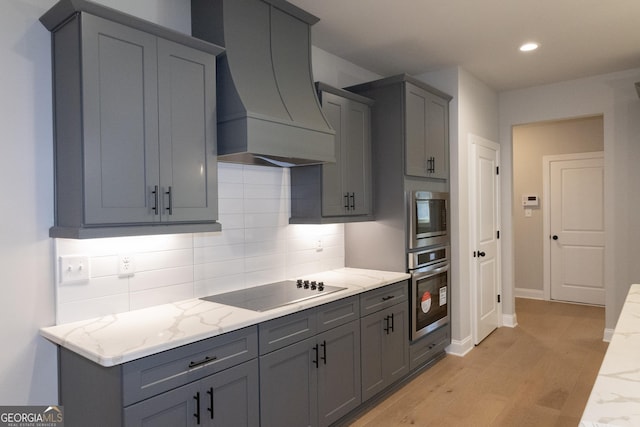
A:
290 83 374 223
405 83 450 179
41 0 224 238
346 74 452 182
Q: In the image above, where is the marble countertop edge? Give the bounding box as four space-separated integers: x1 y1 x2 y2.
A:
41 268 410 367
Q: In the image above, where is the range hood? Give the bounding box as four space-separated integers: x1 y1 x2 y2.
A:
191 0 335 166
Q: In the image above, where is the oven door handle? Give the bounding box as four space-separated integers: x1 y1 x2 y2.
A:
411 263 449 281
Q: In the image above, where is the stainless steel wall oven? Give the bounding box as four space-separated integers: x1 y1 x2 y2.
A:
408 245 449 341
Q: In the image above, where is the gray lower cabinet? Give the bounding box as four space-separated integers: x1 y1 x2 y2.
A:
41 1 224 238
259 297 361 427
290 83 374 223
58 326 258 427
359 281 410 402
124 359 259 426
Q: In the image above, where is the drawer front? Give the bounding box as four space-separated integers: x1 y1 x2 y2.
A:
259 308 318 355
360 281 408 317
122 326 258 406
409 324 449 371
317 296 359 334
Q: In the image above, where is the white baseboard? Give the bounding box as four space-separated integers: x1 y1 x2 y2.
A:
603 328 614 342
514 287 545 300
502 313 518 328
446 335 474 357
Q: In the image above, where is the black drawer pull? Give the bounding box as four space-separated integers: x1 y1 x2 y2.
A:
320 340 327 365
382 295 395 301
188 355 217 369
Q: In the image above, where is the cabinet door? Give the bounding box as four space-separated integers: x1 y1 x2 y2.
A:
404 83 449 179
360 309 387 401
124 381 200 427
260 337 318 427
384 303 410 384
203 359 259 427
424 91 449 179
405 83 429 178
317 321 361 427
360 304 409 402
157 39 218 223
321 92 346 217
81 14 160 225
344 98 371 216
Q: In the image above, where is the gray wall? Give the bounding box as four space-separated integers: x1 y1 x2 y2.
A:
513 116 604 295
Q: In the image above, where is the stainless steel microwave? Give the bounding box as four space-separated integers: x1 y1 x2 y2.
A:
408 191 448 249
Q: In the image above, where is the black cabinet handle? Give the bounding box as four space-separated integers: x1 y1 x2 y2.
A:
383 315 390 334
320 340 327 365
206 387 213 420
194 392 201 425
478 251 486 257
552 235 559 240
344 193 350 210
349 192 355 210
151 185 159 215
165 186 173 215
390 313 395 333
313 344 319 368
382 295 395 301
188 355 217 369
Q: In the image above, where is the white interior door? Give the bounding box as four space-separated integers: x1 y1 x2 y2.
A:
547 153 605 305
470 135 501 345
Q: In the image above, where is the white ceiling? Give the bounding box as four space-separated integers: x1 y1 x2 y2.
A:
288 0 640 91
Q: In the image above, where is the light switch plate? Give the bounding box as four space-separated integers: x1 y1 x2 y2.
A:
59 255 90 284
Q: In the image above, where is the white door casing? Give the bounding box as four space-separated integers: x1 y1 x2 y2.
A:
543 152 605 305
469 134 501 345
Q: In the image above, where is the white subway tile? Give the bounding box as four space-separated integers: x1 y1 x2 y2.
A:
90 255 118 278
193 229 244 248
245 240 285 258
244 183 286 199
194 275 245 297
135 249 193 272
129 282 194 311
218 213 245 230
244 269 286 288
57 294 130 324
219 198 244 214
244 212 288 228
57 275 129 303
218 182 244 199
243 165 287 186
129 266 193 292
218 163 244 183
194 258 244 281
244 226 284 243
245 253 285 273
194 243 245 264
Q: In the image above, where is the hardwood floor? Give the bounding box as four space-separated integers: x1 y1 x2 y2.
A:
346 298 608 427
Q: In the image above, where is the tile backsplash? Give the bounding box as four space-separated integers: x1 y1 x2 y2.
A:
54 163 345 324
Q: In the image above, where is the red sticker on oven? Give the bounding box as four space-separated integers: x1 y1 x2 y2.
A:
421 292 432 313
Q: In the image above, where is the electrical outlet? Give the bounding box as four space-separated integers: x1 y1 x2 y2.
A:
316 239 323 252
59 255 90 284
118 254 135 277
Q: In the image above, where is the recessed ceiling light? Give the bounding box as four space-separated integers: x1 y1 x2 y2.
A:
519 42 539 52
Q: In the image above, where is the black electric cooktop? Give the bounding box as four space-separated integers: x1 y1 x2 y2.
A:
201 280 346 312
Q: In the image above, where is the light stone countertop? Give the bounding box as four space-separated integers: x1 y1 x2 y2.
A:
580 284 640 427
40 268 410 367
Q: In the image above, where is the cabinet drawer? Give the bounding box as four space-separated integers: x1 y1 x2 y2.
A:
122 326 258 406
259 309 318 355
409 325 449 371
317 296 359 333
360 281 408 317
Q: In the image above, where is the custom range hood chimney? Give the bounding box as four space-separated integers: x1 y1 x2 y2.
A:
191 0 335 166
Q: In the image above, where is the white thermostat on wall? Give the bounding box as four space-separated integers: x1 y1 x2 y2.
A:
522 194 539 207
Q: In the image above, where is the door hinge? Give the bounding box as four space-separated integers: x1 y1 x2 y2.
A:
497 295 501 303
497 230 500 239
496 166 499 175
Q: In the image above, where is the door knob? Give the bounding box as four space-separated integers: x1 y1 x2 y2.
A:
478 251 486 257
552 235 558 240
